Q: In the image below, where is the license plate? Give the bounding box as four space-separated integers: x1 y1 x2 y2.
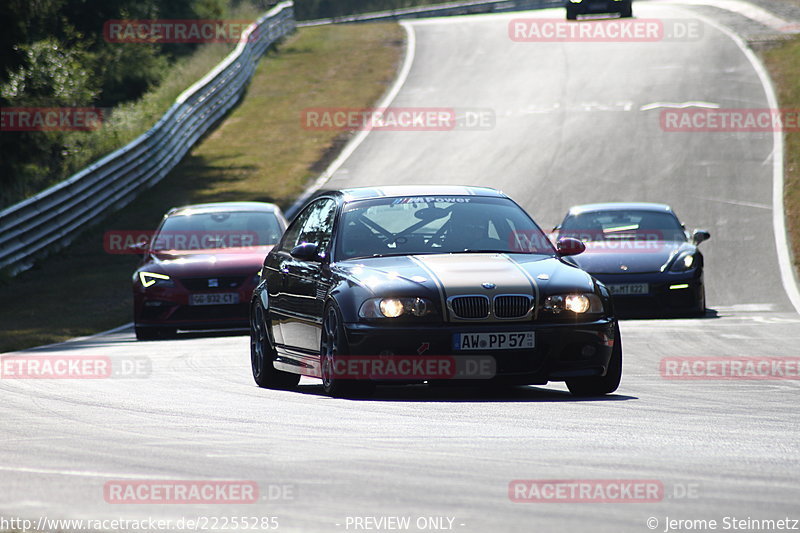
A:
608 283 649 296
190 293 239 306
454 332 534 351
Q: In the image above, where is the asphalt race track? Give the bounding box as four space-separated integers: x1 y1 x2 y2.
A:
2 3 799 532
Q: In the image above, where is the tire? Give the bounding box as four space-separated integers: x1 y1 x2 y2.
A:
135 326 176 340
250 303 300 390
566 7 577 20
320 304 374 398
566 323 622 396
620 2 633 17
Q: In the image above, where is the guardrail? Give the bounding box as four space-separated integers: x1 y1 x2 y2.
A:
298 0 563 26
0 1 295 276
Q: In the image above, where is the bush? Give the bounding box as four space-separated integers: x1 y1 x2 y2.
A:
0 0 241 209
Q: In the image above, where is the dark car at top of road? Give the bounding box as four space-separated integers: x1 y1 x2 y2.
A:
565 0 633 20
553 202 710 317
250 185 622 398
133 202 287 340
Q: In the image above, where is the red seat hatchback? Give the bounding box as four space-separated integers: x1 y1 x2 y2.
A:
133 202 287 340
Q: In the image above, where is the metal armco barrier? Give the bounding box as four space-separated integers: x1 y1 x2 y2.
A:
0 2 295 275
297 0 563 26
0 0 563 276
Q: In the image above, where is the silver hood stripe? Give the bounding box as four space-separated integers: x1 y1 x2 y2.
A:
413 254 537 320
409 255 448 317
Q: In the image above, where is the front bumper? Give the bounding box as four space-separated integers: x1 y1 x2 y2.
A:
133 284 255 330
567 0 629 14
341 319 617 385
593 270 704 317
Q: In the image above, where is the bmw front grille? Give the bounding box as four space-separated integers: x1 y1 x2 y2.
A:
448 295 534 321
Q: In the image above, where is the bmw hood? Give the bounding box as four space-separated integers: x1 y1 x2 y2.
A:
337 253 596 298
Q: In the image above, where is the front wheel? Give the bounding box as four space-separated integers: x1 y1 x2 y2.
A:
620 2 633 17
566 323 622 396
250 303 300 390
566 7 577 20
320 304 374 398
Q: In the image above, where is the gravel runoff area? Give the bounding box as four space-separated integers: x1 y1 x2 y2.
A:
745 0 800 21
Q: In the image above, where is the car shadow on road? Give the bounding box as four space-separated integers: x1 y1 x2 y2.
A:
618 308 720 321
173 329 248 339
295 383 637 403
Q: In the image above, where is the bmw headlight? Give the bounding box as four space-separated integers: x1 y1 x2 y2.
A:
359 297 434 318
138 271 174 288
542 293 603 314
669 252 696 272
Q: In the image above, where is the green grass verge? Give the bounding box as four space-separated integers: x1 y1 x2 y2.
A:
0 23 404 353
762 36 800 281
2 3 267 209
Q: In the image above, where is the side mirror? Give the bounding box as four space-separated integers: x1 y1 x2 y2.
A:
692 229 710 245
290 242 322 261
127 241 149 257
556 237 586 257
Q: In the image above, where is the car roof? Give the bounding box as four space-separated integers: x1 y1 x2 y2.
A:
567 202 674 216
336 185 507 201
167 202 282 217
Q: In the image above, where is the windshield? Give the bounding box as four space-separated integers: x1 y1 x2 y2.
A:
560 209 686 242
335 196 554 260
153 211 283 251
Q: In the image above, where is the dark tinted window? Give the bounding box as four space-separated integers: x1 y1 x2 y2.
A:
335 196 554 260
280 199 337 255
154 211 282 251
560 209 686 242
